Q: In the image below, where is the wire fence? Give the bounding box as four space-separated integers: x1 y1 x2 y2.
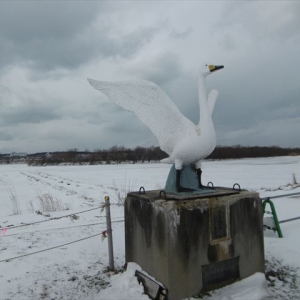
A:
0 232 103 264
261 191 300 201
0 219 124 263
262 191 300 225
0 206 103 230
1 219 124 238
2 191 299 265
0 197 124 265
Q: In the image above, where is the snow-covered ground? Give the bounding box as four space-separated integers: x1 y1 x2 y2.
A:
0 156 300 299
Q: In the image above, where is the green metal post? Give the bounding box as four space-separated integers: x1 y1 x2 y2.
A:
262 198 283 238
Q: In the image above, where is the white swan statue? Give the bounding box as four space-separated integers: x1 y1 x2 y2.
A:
88 64 224 192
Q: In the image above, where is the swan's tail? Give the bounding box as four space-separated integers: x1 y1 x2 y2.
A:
160 157 173 164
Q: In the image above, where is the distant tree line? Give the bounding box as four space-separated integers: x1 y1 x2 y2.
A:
25 146 167 166
1 145 299 166
207 145 300 160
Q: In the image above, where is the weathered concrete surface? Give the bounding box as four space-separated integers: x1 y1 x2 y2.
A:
125 189 264 300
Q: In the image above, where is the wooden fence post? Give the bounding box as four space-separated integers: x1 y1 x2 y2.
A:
104 196 115 271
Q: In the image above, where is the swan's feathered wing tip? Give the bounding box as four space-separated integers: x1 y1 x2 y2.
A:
87 78 97 87
87 78 107 93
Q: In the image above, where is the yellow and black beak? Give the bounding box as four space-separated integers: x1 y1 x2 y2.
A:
208 65 224 72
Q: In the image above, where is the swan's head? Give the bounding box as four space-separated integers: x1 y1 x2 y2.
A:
200 64 224 77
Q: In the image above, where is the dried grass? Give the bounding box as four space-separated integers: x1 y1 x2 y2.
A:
40 193 71 212
28 192 71 213
107 177 137 206
1 180 21 215
292 173 298 185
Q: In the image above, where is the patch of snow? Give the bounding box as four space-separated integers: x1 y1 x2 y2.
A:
196 273 268 300
99 263 150 299
0 157 300 299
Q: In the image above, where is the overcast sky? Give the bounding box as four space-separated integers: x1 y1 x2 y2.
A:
0 1 299 154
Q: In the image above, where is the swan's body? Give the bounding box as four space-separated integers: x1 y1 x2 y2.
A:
88 64 223 191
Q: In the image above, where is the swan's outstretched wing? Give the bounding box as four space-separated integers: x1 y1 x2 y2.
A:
87 79 194 154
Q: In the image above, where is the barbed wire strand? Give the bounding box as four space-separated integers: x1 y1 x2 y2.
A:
1 206 104 230
1 219 124 237
0 232 103 264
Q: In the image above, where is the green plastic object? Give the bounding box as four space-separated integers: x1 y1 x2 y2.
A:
262 198 283 238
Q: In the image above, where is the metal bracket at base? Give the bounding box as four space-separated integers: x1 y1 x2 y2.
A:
135 270 168 300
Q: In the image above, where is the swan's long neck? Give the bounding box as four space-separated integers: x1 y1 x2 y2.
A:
198 75 212 127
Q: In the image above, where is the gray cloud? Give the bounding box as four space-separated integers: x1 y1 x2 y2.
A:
169 27 192 39
125 52 183 85
217 1 300 41
0 1 299 153
0 85 61 125
0 1 162 73
0 2 101 70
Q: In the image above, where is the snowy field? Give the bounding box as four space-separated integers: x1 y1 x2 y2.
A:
0 156 300 300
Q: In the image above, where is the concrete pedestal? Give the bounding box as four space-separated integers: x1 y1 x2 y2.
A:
125 188 264 300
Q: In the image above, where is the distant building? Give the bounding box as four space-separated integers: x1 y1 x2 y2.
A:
9 152 28 157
